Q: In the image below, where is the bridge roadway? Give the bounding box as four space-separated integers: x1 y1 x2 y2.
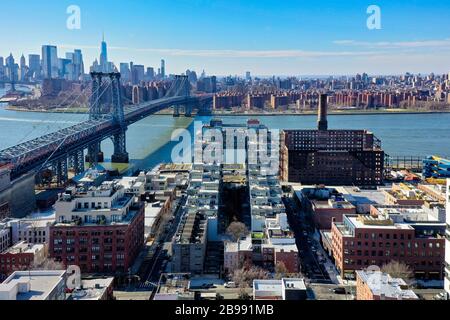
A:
0 94 212 180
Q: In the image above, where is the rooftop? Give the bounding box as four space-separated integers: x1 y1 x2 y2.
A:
68 277 114 300
3 241 44 255
0 270 66 301
357 270 418 300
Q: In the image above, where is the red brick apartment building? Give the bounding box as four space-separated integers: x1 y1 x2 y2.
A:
331 213 445 280
0 242 46 277
49 181 144 274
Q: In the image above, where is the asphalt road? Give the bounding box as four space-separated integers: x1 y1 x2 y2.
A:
283 196 332 283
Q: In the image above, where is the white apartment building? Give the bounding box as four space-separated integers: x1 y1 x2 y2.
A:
0 222 11 253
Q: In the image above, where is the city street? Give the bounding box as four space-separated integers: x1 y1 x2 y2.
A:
283 196 332 283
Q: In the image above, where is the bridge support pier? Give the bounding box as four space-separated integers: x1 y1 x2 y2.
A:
69 149 85 175
53 158 68 186
185 104 192 117
86 142 104 166
173 105 180 117
111 130 129 163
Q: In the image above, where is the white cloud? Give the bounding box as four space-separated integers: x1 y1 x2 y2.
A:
333 38 450 49
59 44 383 58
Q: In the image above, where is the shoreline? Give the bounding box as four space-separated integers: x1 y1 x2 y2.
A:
4 105 450 117
209 110 450 117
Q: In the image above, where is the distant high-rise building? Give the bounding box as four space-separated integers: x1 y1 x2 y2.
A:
5 53 18 82
20 55 26 69
70 49 84 80
246 71 251 81
19 54 27 81
28 54 41 80
186 69 198 84
90 59 100 73
120 63 131 83
58 58 73 80
145 67 155 81
197 76 217 93
160 59 165 79
41 45 58 79
131 65 145 85
0 57 4 80
100 34 109 73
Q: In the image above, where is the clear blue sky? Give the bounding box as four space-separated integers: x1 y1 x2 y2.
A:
1 0 449 76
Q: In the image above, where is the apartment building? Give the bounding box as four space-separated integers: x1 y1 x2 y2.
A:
0 241 46 277
331 208 445 280
49 181 145 274
171 211 208 274
296 186 357 230
0 222 11 253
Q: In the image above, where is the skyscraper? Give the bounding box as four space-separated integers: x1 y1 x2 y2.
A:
73 49 84 80
5 54 18 82
19 54 27 81
28 54 41 79
131 65 145 85
160 59 165 79
0 57 4 80
100 34 109 73
120 63 131 83
146 67 155 81
41 45 58 79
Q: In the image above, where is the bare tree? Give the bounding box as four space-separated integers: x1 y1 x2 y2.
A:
238 288 251 300
230 266 270 288
32 258 65 271
381 261 413 282
274 261 288 280
226 222 249 242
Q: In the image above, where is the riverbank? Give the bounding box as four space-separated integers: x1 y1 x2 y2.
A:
5 104 450 117
5 105 89 114
209 109 450 117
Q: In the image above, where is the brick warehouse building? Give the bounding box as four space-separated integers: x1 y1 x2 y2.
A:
280 94 384 186
331 212 445 280
49 181 144 274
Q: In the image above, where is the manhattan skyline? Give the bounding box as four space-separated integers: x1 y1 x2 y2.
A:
1 0 450 75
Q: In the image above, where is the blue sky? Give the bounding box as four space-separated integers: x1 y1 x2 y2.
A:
1 0 449 76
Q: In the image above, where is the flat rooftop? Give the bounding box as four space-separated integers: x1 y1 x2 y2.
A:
0 270 66 301
357 270 418 300
347 215 412 230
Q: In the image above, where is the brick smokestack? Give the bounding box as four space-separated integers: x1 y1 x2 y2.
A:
318 93 328 131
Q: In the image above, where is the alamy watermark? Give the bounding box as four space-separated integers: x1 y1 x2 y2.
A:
367 5 382 30
66 265 82 290
66 5 81 30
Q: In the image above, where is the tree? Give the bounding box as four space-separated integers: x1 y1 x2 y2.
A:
381 261 413 282
230 266 270 288
32 258 65 271
226 222 249 242
238 288 251 300
274 261 288 280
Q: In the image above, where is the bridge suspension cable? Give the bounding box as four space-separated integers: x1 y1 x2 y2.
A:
8 80 114 169
14 81 105 147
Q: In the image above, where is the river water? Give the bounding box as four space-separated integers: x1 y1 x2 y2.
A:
1 86 449 172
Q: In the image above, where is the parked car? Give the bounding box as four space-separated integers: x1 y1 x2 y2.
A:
332 287 347 295
224 282 237 288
